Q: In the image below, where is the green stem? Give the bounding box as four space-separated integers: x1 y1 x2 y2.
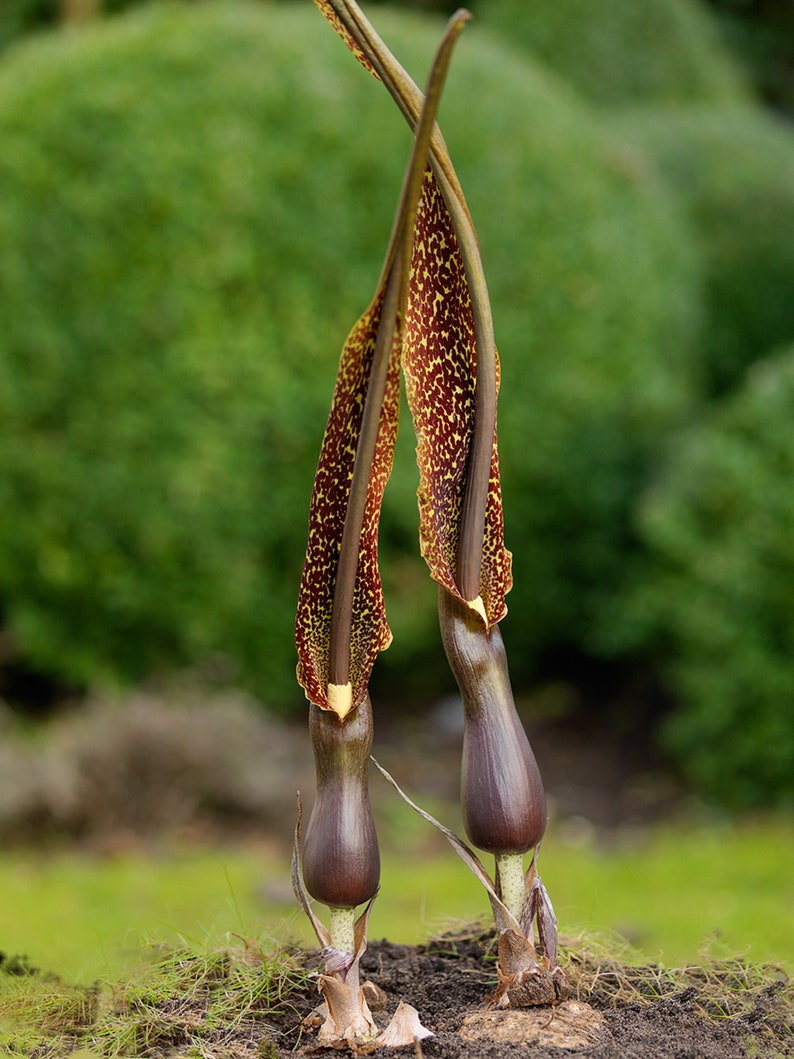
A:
495 852 526 924
329 905 357 955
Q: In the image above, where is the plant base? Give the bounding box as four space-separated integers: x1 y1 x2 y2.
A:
460 1001 605 1049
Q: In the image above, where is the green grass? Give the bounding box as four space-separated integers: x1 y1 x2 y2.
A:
0 815 790 986
0 845 309 983
377 810 794 970
541 818 793 969
3 930 787 1059
0 938 311 1059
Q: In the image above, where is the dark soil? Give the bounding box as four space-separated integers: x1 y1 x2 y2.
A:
266 934 793 1059
17 929 788 1057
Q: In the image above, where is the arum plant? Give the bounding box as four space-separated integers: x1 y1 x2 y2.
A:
292 6 470 1047
294 0 568 1032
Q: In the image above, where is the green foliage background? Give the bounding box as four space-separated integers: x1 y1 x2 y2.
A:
0 1 698 699
613 349 794 807
477 0 751 107
0 0 792 807
612 105 794 395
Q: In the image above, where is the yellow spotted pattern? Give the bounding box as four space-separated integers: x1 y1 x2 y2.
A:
297 2 512 713
295 289 400 712
403 171 512 626
313 0 382 82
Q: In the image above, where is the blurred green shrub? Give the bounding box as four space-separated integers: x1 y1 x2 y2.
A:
0 0 51 53
614 105 794 395
0 0 461 56
616 348 794 808
0 1 699 709
475 0 751 107
705 0 794 116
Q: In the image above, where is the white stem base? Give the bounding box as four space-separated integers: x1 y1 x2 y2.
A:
329 906 356 955
495 852 526 924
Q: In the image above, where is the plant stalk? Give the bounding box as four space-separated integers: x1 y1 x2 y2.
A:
328 259 402 694
321 0 495 608
329 905 357 955
327 7 473 696
495 852 526 924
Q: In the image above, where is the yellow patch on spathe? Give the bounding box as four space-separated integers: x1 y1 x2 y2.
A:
466 594 488 626
328 682 354 720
